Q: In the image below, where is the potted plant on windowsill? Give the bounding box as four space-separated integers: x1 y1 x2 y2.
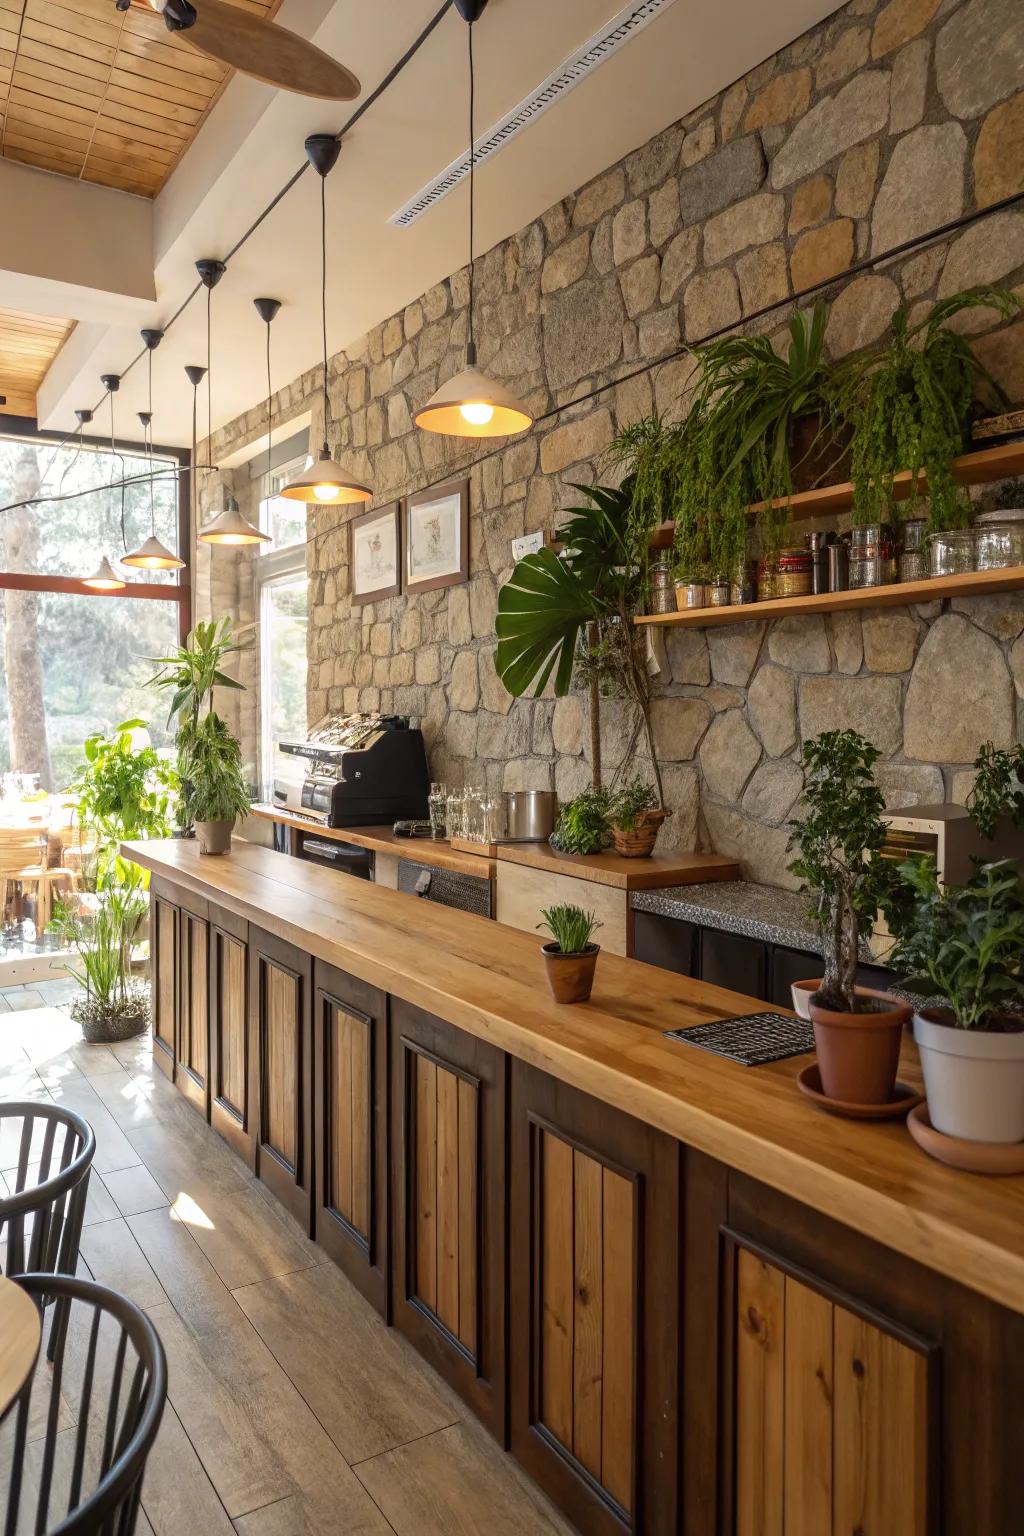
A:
179 712 251 855
889 858 1024 1147
787 730 910 1107
538 904 602 1004
607 776 669 858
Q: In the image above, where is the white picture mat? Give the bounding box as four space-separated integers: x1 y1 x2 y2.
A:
352 509 399 595
407 490 462 583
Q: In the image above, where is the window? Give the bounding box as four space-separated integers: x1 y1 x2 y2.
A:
259 568 309 791
258 457 308 553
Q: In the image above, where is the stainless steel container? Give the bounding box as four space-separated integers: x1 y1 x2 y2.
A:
502 789 558 842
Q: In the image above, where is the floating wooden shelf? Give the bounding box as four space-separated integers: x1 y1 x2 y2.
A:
636 564 1024 628
645 439 1024 550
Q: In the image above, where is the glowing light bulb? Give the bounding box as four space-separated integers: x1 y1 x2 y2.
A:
459 401 494 427
313 483 337 502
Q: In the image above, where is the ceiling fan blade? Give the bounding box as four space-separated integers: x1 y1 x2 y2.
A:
180 0 361 100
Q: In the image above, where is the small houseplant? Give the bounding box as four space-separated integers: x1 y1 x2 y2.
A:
607 776 668 857
70 718 177 888
889 858 1024 1145
538 904 602 1004
50 879 150 1043
966 742 1024 840
147 618 244 833
179 712 251 854
549 788 612 855
787 730 910 1105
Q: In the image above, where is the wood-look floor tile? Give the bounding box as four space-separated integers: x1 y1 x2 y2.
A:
136 1400 236 1536
355 1421 576 1536
44 1078 140 1174
102 1163 168 1217
78 1216 168 1308
181 1181 320 1291
82 1169 120 1226
234 1263 458 1463
125 1114 254 1201
0 1424 155 1536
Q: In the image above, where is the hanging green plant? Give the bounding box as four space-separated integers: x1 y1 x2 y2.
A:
834 286 1023 533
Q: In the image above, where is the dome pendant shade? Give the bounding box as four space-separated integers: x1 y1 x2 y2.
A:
198 497 271 546
280 447 372 506
414 364 532 438
122 536 186 570
83 555 127 592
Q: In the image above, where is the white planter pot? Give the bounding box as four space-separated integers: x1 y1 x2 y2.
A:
913 1011 1024 1144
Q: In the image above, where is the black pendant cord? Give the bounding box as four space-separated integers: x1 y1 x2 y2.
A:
191 380 199 532
206 285 213 468
109 390 128 555
466 18 476 365
266 318 274 469
321 172 330 453
147 352 156 537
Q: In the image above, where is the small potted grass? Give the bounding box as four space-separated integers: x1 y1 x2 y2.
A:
538 904 602 1004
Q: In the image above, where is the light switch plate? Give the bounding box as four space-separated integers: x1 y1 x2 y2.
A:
511 530 547 562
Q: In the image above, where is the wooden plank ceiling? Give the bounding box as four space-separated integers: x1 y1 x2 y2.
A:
0 309 75 418
0 0 280 198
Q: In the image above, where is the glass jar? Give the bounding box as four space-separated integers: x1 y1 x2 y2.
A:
772 547 813 599
928 528 975 578
674 579 706 610
848 525 883 589
707 579 731 607
648 558 675 614
898 519 928 583
427 782 447 840
974 509 1024 571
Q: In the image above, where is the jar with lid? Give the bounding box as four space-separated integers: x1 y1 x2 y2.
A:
974 508 1024 571
648 557 675 614
674 579 706 611
928 527 975 578
898 519 928 584
848 525 885 590
765 546 813 599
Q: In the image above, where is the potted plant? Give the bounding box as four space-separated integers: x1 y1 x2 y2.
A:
179 712 251 855
787 730 910 1105
966 742 1024 839
550 787 612 855
147 618 245 833
50 879 150 1043
889 858 1024 1145
69 718 178 888
607 776 669 857
538 904 602 1003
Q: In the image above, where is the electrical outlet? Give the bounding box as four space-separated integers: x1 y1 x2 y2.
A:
511 530 547 562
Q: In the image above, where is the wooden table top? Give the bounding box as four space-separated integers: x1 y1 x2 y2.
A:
249 806 498 879
0 1277 40 1422
126 837 1024 1318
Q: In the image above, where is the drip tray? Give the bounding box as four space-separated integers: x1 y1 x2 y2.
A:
664 1011 815 1067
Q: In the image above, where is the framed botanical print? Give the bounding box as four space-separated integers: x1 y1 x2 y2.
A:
350 501 401 605
403 478 470 594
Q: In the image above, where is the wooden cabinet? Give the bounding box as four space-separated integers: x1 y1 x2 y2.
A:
390 998 506 1440
208 907 253 1165
248 926 313 1232
508 1060 681 1535
151 882 178 1081
176 907 210 1115
313 959 389 1317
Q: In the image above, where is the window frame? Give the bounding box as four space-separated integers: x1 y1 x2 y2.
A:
256 544 309 792
257 452 309 554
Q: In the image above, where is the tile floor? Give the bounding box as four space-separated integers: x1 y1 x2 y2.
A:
0 989 574 1536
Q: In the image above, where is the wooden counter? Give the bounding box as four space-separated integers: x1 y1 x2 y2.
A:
125 836 1023 1316
495 840 739 888
249 804 498 878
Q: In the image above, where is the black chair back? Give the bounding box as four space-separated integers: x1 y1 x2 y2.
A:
0 1103 95 1280
2 1273 167 1536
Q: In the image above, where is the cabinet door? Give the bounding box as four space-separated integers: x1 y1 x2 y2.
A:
150 885 177 1081
249 926 313 1231
390 998 505 1440
631 910 700 976
313 960 389 1317
509 1059 681 1535
700 927 768 999
175 912 210 1116
209 910 253 1166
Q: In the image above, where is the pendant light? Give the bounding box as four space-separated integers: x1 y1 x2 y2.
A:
83 375 127 592
280 134 371 507
124 329 185 570
415 3 532 439
195 258 271 546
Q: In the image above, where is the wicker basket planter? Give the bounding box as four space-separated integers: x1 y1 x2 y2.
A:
609 807 670 858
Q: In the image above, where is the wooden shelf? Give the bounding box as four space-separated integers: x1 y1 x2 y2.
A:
645 439 1024 550
636 563 1024 628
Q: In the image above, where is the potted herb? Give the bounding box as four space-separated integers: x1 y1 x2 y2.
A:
889 858 1024 1145
549 788 612 855
179 712 251 855
538 904 602 1004
607 776 669 857
50 880 150 1043
787 730 910 1106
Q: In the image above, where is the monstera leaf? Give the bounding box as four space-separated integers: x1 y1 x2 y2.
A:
495 547 599 699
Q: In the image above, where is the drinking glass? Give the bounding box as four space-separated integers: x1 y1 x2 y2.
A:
428 782 447 840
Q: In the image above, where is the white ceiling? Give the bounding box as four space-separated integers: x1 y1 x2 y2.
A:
3 0 841 447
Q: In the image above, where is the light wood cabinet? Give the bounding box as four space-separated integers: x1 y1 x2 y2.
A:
208 908 252 1164
390 998 506 1440
249 926 313 1232
313 959 389 1316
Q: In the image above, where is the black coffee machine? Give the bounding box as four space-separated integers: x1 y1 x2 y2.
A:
273 714 429 828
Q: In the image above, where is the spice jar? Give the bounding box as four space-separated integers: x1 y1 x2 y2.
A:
928 528 975 577
707 579 731 607
974 509 1024 571
648 557 675 614
898 519 928 584
774 546 814 598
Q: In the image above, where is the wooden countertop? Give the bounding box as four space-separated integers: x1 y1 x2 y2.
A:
496 842 739 889
249 805 498 879
126 838 1024 1317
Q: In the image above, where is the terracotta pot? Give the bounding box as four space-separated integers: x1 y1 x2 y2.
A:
542 942 599 1004
195 819 233 855
914 1007 1024 1144
610 808 670 858
808 992 911 1106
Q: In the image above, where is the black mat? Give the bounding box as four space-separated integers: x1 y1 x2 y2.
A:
664 1011 815 1067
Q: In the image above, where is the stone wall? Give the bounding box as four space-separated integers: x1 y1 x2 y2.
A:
201 0 1024 888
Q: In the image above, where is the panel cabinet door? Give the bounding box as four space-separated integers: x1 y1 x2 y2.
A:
249 926 313 1231
150 883 178 1081
209 908 253 1166
313 959 389 1317
176 911 210 1116
631 910 700 977
700 927 768 999
390 998 506 1440
508 1059 681 1536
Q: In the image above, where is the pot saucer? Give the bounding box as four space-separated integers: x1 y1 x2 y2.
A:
907 1104 1024 1175
796 1063 922 1120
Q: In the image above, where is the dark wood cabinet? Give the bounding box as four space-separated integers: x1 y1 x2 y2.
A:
390 997 506 1440
176 906 210 1116
313 959 389 1317
699 926 767 999
248 926 313 1232
208 906 253 1165
150 881 178 1082
508 1060 681 1536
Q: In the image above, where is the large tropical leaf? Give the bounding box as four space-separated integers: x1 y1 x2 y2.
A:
495 547 599 699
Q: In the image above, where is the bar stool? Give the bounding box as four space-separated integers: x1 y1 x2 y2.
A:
1 1273 167 1536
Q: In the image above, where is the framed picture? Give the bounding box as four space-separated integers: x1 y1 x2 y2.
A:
350 501 401 604
403 478 470 594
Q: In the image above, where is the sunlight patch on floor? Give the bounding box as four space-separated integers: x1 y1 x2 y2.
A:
170 1191 215 1230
